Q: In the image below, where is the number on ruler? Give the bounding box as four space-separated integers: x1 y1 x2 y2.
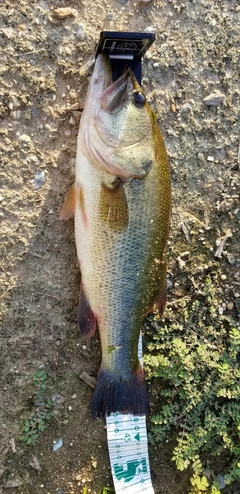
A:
124 433 131 442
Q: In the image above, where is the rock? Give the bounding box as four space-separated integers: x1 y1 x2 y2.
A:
29 455 41 471
216 474 225 489
53 8 74 19
69 116 76 125
4 479 22 488
76 25 85 41
197 152 205 162
138 0 153 5
19 133 32 144
2 27 14 39
29 171 46 190
203 90 225 106
80 371 97 389
180 103 191 114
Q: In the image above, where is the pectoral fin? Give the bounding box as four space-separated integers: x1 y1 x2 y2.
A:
59 184 77 220
99 178 129 232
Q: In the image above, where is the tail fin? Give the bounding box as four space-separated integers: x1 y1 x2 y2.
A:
90 368 150 418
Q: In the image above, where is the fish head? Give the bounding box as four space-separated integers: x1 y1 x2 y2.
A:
80 54 157 179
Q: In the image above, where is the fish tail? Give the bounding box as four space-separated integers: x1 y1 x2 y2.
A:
90 365 150 418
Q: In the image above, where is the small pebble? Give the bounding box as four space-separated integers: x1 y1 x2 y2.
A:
31 107 39 118
180 103 191 114
19 133 32 144
227 302 234 310
216 474 225 489
226 253 236 265
76 25 85 41
234 293 240 298
221 275 227 280
2 27 14 39
53 7 74 19
207 156 214 162
29 171 46 190
145 26 158 33
197 152 205 162
52 393 65 405
203 90 225 106
69 116 75 125
138 0 153 5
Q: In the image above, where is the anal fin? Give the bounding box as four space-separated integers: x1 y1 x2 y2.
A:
78 283 97 337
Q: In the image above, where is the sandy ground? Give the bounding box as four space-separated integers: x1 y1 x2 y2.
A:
0 0 239 493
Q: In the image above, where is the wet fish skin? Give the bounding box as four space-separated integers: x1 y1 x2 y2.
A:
60 54 171 418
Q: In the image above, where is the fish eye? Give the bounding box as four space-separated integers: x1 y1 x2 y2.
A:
132 90 146 108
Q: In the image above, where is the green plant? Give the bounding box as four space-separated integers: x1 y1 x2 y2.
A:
81 488 114 494
98 488 114 494
20 369 53 446
145 276 240 493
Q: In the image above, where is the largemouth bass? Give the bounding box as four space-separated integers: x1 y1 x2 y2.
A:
60 53 171 418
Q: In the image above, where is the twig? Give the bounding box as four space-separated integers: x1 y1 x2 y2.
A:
0 246 6 267
214 230 232 258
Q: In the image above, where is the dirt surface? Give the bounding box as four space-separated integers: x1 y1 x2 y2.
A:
0 0 239 493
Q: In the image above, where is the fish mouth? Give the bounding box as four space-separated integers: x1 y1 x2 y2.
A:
99 60 133 113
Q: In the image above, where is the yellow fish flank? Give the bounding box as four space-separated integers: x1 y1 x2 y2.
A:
60 54 171 418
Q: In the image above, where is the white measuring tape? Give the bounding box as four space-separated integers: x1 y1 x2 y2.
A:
106 335 155 493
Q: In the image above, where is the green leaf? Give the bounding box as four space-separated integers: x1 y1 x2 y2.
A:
191 475 209 491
